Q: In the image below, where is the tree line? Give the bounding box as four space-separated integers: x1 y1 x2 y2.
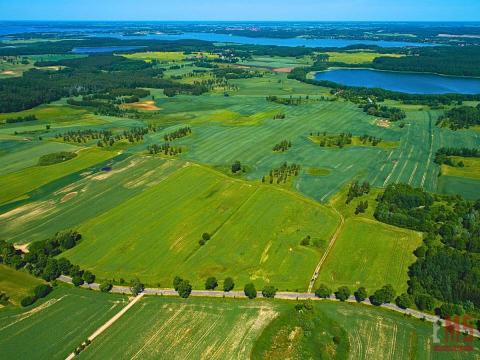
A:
262 162 301 184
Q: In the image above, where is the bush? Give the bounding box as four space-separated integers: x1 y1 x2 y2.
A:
177 280 192 298
244 283 257 299
223 277 235 292
334 286 351 302
262 286 277 298
72 275 84 287
34 284 52 299
354 287 367 302
437 303 464 319
202 233 211 241
21 296 36 307
315 284 331 299
205 277 218 290
99 281 113 293
0 292 10 305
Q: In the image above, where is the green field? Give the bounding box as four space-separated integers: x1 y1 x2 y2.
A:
316 218 422 292
323 51 404 64
0 265 45 306
62 163 339 290
0 148 116 205
319 302 480 360
0 286 127 359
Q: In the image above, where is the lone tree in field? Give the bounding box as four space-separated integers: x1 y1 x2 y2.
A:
205 277 218 290
244 283 257 299
335 286 351 302
223 277 235 292
231 160 242 173
177 280 192 298
262 286 277 299
315 284 331 299
354 287 367 302
130 278 144 296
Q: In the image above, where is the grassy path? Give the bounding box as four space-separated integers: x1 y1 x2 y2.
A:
307 207 345 293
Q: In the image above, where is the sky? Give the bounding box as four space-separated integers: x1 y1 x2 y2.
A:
0 0 478 22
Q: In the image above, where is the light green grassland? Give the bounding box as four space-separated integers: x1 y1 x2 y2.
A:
0 156 185 244
63 164 339 290
323 51 404 64
441 156 480 179
0 265 45 306
0 148 116 205
240 55 313 69
0 286 127 359
316 217 422 293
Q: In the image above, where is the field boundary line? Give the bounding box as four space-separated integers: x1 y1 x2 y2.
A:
65 293 144 360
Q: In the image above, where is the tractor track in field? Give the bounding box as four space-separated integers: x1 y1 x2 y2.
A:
307 207 345 293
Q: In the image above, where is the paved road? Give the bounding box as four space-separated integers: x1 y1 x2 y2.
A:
58 275 479 338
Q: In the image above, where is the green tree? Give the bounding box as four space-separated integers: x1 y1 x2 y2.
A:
262 286 277 299
395 293 413 309
231 161 242 173
83 271 95 284
34 284 52 299
177 280 192 298
223 277 235 292
205 277 218 290
315 284 331 299
414 294 435 311
335 286 351 302
244 283 257 299
130 278 144 296
99 281 113 293
173 276 183 291
202 233 211 241
21 296 36 307
354 287 367 302
72 275 84 287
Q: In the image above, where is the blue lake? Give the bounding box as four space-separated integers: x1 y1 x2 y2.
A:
112 32 432 48
314 69 480 94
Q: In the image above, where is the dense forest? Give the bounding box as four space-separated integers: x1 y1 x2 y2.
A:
372 46 480 77
374 184 480 311
0 55 207 113
436 105 480 130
